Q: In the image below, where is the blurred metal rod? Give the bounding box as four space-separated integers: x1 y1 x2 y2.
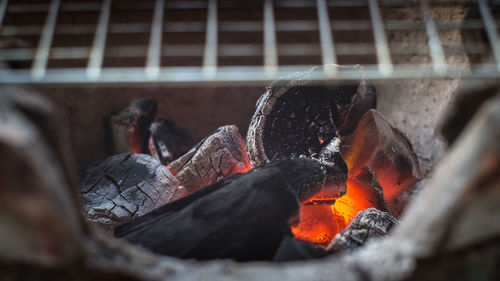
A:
87 0 111 80
0 0 8 29
264 0 278 76
420 0 447 75
203 0 217 78
146 0 164 79
479 0 500 71
368 0 393 76
31 0 59 80
317 0 337 77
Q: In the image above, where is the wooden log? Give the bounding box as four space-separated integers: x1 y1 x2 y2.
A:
168 125 251 194
80 153 181 233
246 66 375 168
115 158 328 261
148 117 194 165
106 99 157 154
327 208 398 253
0 89 84 266
341 109 421 206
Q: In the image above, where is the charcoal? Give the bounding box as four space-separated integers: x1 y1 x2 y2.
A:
148 117 195 165
341 109 421 205
246 66 375 168
81 153 180 233
115 158 328 261
106 99 157 154
327 208 398 253
169 125 250 194
291 204 340 246
273 236 330 262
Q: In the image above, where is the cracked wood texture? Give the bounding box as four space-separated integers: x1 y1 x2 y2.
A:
169 125 250 194
116 158 327 261
246 65 375 168
327 208 398 253
81 153 180 233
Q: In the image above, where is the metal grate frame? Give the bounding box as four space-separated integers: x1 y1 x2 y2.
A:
0 0 499 84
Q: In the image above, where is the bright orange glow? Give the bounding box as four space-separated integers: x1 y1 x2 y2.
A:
291 204 338 246
292 179 381 245
330 179 377 230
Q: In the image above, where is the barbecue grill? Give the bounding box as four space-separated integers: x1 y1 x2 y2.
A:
0 0 498 84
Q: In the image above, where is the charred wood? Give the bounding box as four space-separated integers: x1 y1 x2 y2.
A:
327 208 398 253
106 99 157 154
341 109 421 206
148 117 194 165
246 65 375 168
116 158 328 261
81 153 180 233
168 125 250 194
273 236 330 262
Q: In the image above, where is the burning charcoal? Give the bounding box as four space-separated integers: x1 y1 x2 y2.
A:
106 98 157 154
148 117 195 165
293 166 389 245
246 66 375 168
291 204 340 246
169 125 251 194
273 236 330 262
327 208 398 253
115 158 329 261
0 90 84 265
341 109 421 205
81 153 180 233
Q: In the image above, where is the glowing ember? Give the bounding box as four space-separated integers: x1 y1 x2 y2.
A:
291 204 338 246
128 128 143 154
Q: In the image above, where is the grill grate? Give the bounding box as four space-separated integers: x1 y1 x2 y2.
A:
0 0 499 84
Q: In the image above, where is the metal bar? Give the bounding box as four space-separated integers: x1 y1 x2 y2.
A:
478 0 500 72
420 0 447 75
264 0 278 76
87 0 111 80
0 0 8 30
203 0 217 79
31 0 60 80
146 0 164 79
368 0 393 76
316 0 337 77
1 63 494 85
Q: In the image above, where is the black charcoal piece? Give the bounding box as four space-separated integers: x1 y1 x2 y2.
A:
273 236 330 262
148 117 195 165
115 158 329 261
106 99 157 154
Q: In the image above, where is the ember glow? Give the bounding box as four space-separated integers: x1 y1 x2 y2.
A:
128 128 143 154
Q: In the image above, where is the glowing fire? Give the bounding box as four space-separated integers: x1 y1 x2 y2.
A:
291 178 378 245
128 128 143 154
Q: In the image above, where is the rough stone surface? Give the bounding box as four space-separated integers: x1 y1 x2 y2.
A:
0 89 84 266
